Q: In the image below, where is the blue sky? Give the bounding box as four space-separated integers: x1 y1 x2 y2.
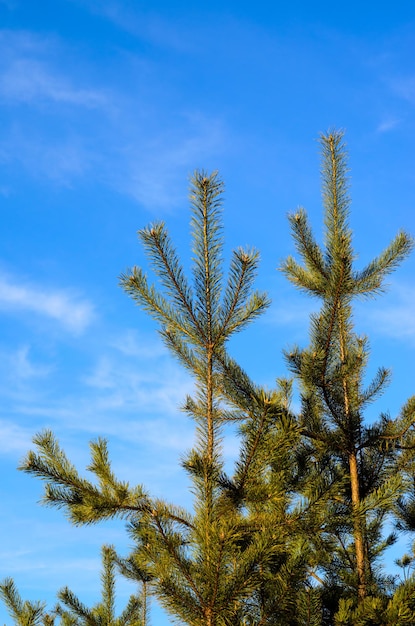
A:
1 0 415 623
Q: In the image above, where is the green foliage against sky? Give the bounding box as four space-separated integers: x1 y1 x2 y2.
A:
2 132 413 625
2 3 415 625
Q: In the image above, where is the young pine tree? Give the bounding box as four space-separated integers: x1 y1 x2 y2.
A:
21 172 305 626
280 130 415 618
55 545 143 626
0 547 144 626
0 579 49 626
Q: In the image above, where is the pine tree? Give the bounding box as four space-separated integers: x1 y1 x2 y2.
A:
0 578 48 626
0 580 76 626
55 545 143 626
280 130 415 616
18 135 415 625
0 547 144 626
21 171 305 626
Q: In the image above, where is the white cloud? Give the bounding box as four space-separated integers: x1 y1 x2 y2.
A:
82 351 194 424
0 273 94 333
266 291 318 336
0 29 226 205
110 329 167 358
119 116 225 211
391 75 415 105
376 117 400 133
268 283 415 349
7 337 195 459
360 284 415 342
11 345 52 379
0 130 94 184
0 30 109 185
69 0 195 52
0 58 107 108
0 30 109 109
0 419 34 454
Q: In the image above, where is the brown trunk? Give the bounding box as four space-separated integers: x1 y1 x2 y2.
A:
349 450 366 600
205 605 214 626
339 312 366 601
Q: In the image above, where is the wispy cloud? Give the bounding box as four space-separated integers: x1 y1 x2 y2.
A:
269 283 415 348
376 117 400 133
69 0 195 52
360 284 415 342
265 289 317 341
0 128 95 184
0 419 35 454
0 30 109 109
109 329 167 358
10 345 52 379
0 28 225 205
0 15 228 206
118 116 226 211
0 30 109 184
0 58 107 107
6 328 194 450
391 75 415 105
79 348 194 447
0 273 94 333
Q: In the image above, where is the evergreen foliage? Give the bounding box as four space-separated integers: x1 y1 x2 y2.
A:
20 171 309 625
55 545 143 626
0 546 144 626
0 578 48 626
10 134 415 625
281 130 415 617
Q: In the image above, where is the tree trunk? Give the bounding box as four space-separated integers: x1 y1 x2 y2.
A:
349 450 366 601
